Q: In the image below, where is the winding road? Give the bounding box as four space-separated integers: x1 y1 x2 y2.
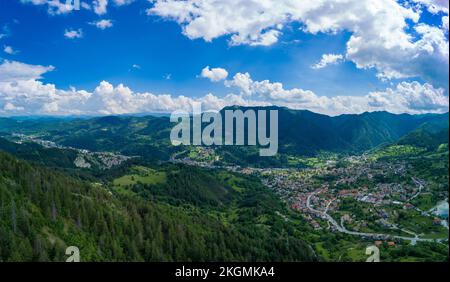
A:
306 190 447 243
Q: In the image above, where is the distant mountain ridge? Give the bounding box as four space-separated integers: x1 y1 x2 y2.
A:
1 107 448 159
221 106 449 154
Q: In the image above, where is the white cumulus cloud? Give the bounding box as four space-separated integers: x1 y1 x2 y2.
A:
93 0 108 15
20 0 85 15
113 0 134 5
223 71 449 115
200 66 229 82
368 81 449 112
149 0 449 88
0 60 55 82
411 0 449 14
3 46 17 55
90 19 113 30
21 0 132 14
312 54 344 69
442 16 449 32
0 60 448 116
0 60 243 115
64 28 83 39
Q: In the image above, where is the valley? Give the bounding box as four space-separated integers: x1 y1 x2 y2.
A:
171 145 449 248
0 107 448 262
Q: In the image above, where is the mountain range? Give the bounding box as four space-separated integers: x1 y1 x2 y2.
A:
1 107 448 158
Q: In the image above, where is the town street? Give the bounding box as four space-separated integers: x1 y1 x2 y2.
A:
306 191 446 243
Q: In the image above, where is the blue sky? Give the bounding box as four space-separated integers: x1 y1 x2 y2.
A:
0 0 448 116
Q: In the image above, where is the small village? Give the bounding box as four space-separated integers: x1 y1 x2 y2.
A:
171 147 449 245
11 133 134 170
259 154 449 244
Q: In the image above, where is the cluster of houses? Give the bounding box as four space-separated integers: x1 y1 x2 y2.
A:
257 156 440 236
12 133 134 170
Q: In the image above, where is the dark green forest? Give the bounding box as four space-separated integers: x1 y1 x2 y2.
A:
0 151 315 262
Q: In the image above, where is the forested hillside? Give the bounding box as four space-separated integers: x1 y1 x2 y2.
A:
0 137 79 169
1 108 447 162
0 151 315 262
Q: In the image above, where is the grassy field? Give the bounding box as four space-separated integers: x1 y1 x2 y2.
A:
411 193 435 211
113 166 167 187
370 145 425 160
314 240 368 262
286 155 336 168
216 171 246 193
